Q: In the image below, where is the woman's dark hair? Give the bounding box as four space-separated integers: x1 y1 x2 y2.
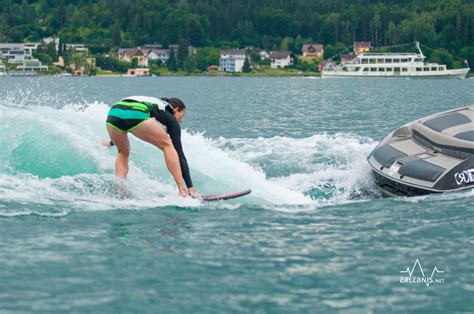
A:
162 97 186 111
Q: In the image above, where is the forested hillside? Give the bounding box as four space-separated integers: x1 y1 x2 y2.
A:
1 0 472 60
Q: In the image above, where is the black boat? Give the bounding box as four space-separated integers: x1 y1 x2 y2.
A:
368 105 474 197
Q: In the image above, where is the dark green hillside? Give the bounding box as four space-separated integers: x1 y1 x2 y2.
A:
1 0 472 64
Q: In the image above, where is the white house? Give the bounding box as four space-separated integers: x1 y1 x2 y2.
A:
269 51 293 68
220 49 247 72
43 37 60 52
17 60 48 72
147 49 170 63
258 49 270 60
0 43 40 64
0 43 48 72
65 44 89 54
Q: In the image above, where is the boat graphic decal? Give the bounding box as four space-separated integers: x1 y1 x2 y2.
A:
454 169 474 185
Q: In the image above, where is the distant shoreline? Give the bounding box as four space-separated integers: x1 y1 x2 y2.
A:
3 72 472 78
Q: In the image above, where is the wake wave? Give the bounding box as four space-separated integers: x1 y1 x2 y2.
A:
0 102 379 216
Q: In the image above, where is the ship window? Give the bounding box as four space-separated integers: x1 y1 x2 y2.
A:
415 58 423 62
387 68 393 71
393 59 400 63
402 68 408 72
378 68 385 72
370 68 377 72
423 67 429 71
362 59 368 64
416 67 422 71
394 67 400 72
439 67 444 70
370 59 376 64
401 59 408 62
363 68 369 71
385 59 392 63
431 67 437 71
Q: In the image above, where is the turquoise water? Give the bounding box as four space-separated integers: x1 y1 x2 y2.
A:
0 77 473 313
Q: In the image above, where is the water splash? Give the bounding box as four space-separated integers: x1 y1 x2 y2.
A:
0 101 380 216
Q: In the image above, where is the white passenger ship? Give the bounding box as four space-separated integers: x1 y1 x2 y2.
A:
322 43 470 79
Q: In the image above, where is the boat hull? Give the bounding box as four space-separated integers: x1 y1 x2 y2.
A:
322 68 469 79
371 169 438 197
367 105 474 197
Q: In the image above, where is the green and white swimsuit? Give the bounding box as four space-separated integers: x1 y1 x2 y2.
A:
106 96 169 132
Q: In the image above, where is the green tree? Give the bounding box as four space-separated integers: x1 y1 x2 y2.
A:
195 47 220 72
242 57 251 72
370 11 382 46
55 0 67 30
112 22 122 47
33 50 53 64
177 39 190 68
430 49 454 69
131 57 138 68
183 56 196 73
386 21 398 45
280 37 295 52
167 48 178 71
96 56 130 73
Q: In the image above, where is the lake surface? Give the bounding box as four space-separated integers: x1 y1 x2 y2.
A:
1 77 473 313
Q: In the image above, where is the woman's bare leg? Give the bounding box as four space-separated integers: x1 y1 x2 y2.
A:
131 118 187 195
106 125 130 179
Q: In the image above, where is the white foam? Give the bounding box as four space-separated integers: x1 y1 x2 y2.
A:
181 132 313 205
212 133 377 202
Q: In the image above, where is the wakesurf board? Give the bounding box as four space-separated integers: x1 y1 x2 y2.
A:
201 189 252 202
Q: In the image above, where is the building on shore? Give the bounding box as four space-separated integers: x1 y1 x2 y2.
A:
0 62 5 75
86 57 96 69
0 43 40 64
340 53 357 64
269 51 294 68
0 43 48 72
68 57 96 76
147 49 170 63
127 68 150 76
220 49 247 72
73 69 85 76
65 44 89 54
302 44 324 60
207 65 220 71
43 37 60 52
17 60 48 72
354 41 372 54
118 48 149 67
